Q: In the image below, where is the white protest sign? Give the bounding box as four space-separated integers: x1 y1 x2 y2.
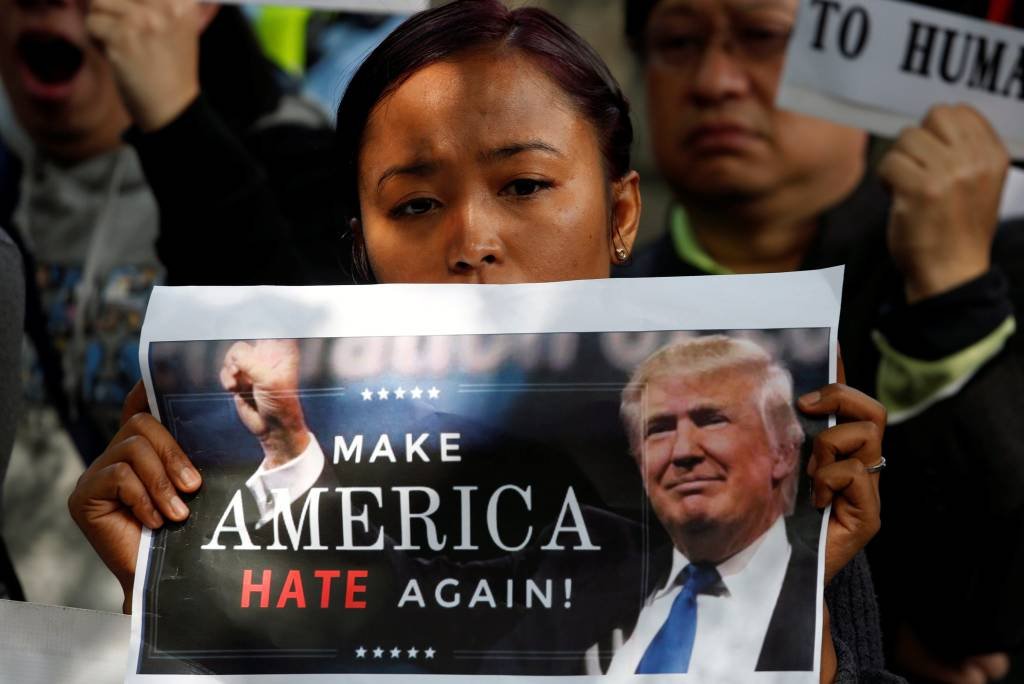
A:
211 0 427 11
0 600 129 684
126 270 843 683
778 0 1024 158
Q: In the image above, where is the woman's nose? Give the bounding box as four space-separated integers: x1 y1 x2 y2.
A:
444 203 504 276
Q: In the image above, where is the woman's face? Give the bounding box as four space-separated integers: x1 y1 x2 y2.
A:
357 49 640 284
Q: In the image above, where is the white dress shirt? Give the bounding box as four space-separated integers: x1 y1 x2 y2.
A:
245 433 325 528
605 516 792 678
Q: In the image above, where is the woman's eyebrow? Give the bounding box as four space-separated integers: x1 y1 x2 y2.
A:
377 160 439 192
480 140 565 162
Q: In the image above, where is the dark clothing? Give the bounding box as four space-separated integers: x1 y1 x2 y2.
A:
828 552 902 683
494 525 893 682
617 177 1024 662
129 7 349 287
758 533 818 672
560 521 819 674
0 227 26 601
127 94 349 288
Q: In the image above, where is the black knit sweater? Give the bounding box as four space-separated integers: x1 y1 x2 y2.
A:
829 552 905 683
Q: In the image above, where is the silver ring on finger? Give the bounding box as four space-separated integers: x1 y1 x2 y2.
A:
865 456 886 474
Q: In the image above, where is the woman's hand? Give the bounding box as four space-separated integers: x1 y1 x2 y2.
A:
798 383 885 585
68 381 201 613
69 339 309 612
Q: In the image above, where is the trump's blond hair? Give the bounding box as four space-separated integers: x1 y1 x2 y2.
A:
620 335 805 513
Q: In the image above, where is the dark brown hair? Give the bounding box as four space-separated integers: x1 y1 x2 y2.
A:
335 0 634 279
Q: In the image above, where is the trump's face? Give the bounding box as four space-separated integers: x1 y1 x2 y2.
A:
638 367 791 559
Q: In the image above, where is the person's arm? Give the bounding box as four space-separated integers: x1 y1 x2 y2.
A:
127 97 344 286
874 107 1021 680
873 269 1015 424
825 553 907 684
797 383 894 683
874 103 1014 429
86 0 341 286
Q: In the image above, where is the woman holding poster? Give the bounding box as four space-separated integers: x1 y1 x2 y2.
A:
68 1 897 682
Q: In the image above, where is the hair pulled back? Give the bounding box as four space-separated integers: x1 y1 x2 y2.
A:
335 0 634 230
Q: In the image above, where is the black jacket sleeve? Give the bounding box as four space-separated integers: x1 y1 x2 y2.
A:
871 221 1024 657
827 552 905 683
127 95 352 287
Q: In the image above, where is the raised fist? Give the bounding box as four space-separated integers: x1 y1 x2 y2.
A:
879 104 1009 304
220 339 310 469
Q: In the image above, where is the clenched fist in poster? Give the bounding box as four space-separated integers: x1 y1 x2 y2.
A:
220 340 311 469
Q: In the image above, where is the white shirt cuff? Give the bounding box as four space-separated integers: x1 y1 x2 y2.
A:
244 433 325 528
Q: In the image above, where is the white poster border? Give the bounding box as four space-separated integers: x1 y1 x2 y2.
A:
131 269 844 683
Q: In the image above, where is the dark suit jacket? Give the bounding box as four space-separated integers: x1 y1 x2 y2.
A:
486 516 819 675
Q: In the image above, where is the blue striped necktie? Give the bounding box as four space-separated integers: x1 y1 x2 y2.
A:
635 563 722 674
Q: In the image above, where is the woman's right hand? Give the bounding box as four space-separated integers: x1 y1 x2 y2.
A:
69 340 308 612
68 381 202 613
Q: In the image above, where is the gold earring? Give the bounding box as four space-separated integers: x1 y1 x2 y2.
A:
615 247 629 262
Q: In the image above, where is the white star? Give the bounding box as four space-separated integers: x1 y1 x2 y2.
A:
410 386 424 399
355 646 367 659
361 388 373 401
424 647 436 659
427 386 440 399
372 647 384 659
377 387 390 400
390 647 402 659
407 647 419 659
394 387 406 399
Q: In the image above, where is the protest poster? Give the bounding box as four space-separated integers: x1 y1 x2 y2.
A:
128 269 843 683
778 0 1024 157
211 0 427 12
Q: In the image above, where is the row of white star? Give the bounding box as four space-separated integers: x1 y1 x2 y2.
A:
360 386 441 401
354 646 436 659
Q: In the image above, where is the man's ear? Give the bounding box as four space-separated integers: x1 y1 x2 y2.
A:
770 445 798 484
197 3 220 32
609 170 642 264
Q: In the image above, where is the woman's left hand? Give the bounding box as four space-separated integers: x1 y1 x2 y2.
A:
798 383 885 584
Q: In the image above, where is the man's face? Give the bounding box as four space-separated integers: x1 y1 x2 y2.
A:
643 0 866 201
637 368 790 549
0 0 130 159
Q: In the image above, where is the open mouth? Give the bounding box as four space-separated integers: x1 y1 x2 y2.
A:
16 31 85 87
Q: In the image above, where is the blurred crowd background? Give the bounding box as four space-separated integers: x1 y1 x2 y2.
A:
2 0 1024 682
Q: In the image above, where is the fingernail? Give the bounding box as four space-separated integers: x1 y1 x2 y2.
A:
179 466 200 488
801 391 821 406
170 496 189 520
